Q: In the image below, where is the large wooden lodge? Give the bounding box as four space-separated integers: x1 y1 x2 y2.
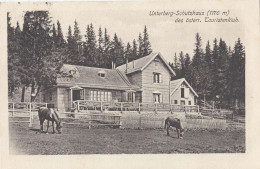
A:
38 52 198 112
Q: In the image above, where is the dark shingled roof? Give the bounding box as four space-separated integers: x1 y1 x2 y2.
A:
116 52 175 76
57 64 139 90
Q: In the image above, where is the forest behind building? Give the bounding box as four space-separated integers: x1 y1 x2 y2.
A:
8 11 245 109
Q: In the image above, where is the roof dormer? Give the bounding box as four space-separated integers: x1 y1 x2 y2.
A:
98 70 106 77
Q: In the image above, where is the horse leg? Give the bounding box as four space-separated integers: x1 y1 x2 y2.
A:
40 119 44 133
52 121 56 134
177 128 180 139
166 124 170 136
46 120 49 134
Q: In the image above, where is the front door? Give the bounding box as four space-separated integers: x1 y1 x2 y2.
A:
73 90 81 101
180 100 185 112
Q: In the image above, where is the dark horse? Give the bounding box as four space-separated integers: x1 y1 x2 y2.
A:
38 107 63 134
164 117 184 139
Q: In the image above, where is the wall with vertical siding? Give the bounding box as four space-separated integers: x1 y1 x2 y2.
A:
141 57 171 103
127 72 142 88
57 87 70 111
170 82 196 105
40 87 58 108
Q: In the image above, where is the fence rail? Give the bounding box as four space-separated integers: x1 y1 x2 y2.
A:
72 100 200 113
8 102 48 127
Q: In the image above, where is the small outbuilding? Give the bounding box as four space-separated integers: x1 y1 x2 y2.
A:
170 78 198 106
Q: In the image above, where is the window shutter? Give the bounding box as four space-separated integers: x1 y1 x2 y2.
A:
160 94 163 103
159 74 162 83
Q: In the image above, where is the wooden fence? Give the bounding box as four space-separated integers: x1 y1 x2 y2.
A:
8 102 48 127
200 108 234 119
72 100 199 113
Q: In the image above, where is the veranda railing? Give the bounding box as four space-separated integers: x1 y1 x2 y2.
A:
72 100 200 113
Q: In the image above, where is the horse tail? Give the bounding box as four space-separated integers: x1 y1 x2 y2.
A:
164 117 169 129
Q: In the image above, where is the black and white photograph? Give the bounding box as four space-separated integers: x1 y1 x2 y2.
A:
1 0 260 168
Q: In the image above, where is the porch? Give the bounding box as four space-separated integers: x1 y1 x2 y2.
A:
72 100 200 113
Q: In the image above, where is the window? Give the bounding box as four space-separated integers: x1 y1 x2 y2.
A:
188 101 191 105
128 92 135 102
181 88 184 98
194 96 197 105
153 73 162 83
93 91 97 101
98 73 105 77
98 70 106 77
153 94 162 103
174 100 178 104
90 90 111 102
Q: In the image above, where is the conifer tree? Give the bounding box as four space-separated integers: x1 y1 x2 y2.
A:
125 42 132 62
84 24 97 67
143 25 152 56
8 13 22 97
56 20 66 48
110 33 124 67
131 39 138 61
52 24 57 47
103 28 111 68
228 38 245 108
138 33 144 58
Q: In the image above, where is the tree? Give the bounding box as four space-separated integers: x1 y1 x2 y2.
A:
138 33 144 58
131 39 138 61
215 38 230 103
52 23 57 47
103 28 112 68
228 38 245 108
125 42 132 63
190 33 212 99
56 20 66 48
142 25 152 56
20 11 63 101
97 26 105 67
84 24 97 67
73 20 84 64
184 53 192 83
8 13 22 97
110 33 124 67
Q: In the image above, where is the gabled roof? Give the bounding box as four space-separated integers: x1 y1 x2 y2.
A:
170 78 198 97
116 52 176 76
57 64 139 91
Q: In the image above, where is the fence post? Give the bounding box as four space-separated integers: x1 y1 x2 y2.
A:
29 103 32 127
120 103 123 114
101 101 103 112
138 103 141 114
12 103 14 117
77 101 80 111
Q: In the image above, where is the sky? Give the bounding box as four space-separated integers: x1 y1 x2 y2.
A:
8 2 245 63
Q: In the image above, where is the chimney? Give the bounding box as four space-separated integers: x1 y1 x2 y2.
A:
125 58 128 73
